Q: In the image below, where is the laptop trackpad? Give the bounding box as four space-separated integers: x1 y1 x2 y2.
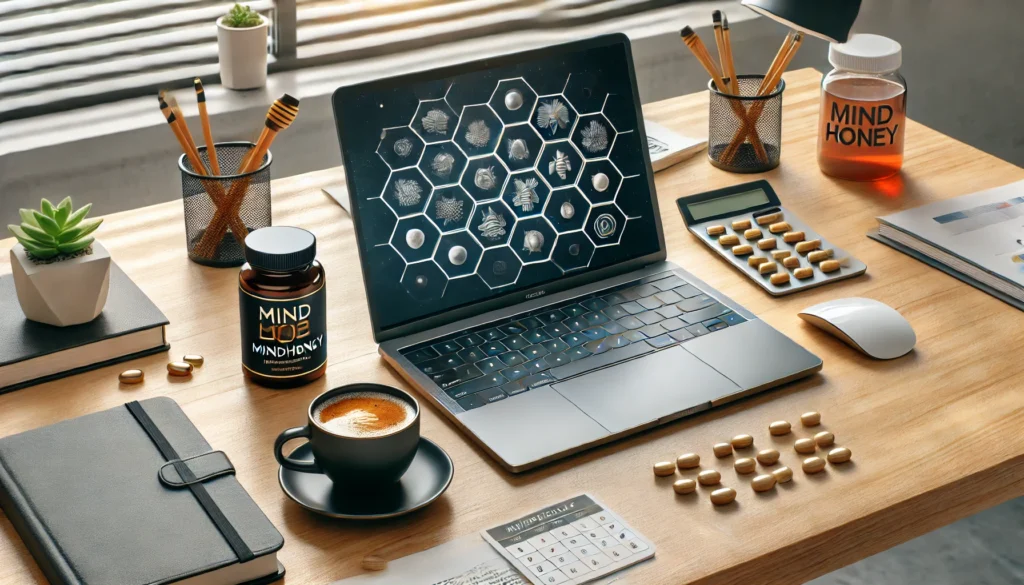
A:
552 346 739 434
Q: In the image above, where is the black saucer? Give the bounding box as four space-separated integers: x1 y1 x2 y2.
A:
278 437 453 520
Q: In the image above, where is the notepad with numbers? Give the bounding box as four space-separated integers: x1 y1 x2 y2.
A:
481 494 654 585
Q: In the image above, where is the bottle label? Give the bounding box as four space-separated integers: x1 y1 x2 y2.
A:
239 284 327 379
822 100 901 148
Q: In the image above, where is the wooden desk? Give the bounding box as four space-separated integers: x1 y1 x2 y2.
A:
2 68 1023 585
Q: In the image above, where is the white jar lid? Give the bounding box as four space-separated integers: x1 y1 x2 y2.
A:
829 34 902 74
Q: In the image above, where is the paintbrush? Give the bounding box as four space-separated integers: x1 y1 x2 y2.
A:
194 78 220 175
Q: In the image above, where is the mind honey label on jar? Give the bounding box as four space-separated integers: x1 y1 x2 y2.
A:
239 282 327 379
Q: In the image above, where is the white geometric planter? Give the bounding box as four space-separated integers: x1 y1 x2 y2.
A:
10 241 111 327
216 15 269 90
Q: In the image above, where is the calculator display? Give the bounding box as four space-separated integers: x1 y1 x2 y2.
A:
688 189 770 221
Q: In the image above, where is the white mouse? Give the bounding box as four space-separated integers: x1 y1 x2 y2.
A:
798 297 916 360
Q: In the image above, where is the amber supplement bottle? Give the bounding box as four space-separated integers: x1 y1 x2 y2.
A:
818 34 907 181
239 226 326 388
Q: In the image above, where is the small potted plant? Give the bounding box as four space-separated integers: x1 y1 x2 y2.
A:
217 3 268 90
7 198 109 327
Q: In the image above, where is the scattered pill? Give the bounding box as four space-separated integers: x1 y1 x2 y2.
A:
769 221 791 234
720 234 740 246
814 431 835 448
794 267 814 279
783 231 805 243
732 244 753 256
827 447 852 464
794 438 816 454
748 256 769 268
756 212 782 225
758 261 778 275
801 411 822 427
771 250 791 260
744 228 763 240
119 369 144 384
783 256 801 269
707 225 726 236
731 434 754 448
770 273 790 286
167 361 194 377
713 443 733 458
752 474 777 492
769 420 792 436
698 469 722 486
673 478 698 494
808 249 834 263
795 239 821 253
757 238 777 250
820 259 841 273
803 456 826 474
732 219 752 231
182 354 204 367
756 448 780 465
710 487 737 505
773 466 794 483
734 457 756 474
676 453 700 469
654 461 676 477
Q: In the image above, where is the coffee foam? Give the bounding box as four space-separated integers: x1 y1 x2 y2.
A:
313 391 415 438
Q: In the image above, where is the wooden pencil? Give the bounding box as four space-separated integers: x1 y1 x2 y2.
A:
721 12 739 95
712 11 730 94
194 78 220 176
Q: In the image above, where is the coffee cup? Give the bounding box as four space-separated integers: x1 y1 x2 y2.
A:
274 383 420 488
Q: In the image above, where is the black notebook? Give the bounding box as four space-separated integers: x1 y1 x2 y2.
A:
0 397 285 585
0 264 170 394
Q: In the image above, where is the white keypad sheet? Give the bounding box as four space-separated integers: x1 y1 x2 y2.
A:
481 494 654 585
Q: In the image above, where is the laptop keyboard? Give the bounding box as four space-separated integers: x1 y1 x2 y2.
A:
399 271 747 411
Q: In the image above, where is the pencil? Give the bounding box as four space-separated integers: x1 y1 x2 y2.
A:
163 92 207 175
759 32 794 95
721 13 739 95
711 11 732 95
194 78 220 176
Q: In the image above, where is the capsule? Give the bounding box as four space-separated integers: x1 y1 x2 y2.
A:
756 212 782 225
713 443 733 458
803 456 826 474
710 487 737 505
783 231 805 243
653 461 676 477
698 469 722 486
756 448 780 465
757 238 777 250
732 244 753 256
731 434 754 448
751 474 777 492
167 361 194 377
748 256 769 268
719 234 740 246
769 420 792 436
673 478 698 494
801 411 822 426
758 261 778 275
773 466 794 483
795 239 821 253
783 256 801 269
770 272 791 286
808 249 834 263
794 267 814 279
676 453 700 469
771 250 791 260
820 259 841 273
119 369 144 384
769 221 791 234
814 431 835 448
827 447 852 464
183 354 205 367
744 228 763 240
794 438 816 454
707 225 726 236
732 219 752 231
734 457 756 474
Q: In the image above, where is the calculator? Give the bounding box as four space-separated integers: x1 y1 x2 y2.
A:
481 494 654 585
676 180 867 295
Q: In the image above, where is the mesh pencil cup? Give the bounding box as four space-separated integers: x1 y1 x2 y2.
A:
707 75 784 173
178 141 272 267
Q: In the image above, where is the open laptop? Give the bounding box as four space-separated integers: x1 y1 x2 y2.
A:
332 34 821 472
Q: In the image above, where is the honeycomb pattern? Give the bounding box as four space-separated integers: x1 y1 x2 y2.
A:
372 75 641 296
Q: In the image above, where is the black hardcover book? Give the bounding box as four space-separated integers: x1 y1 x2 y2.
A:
0 397 285 585
0 264 170 394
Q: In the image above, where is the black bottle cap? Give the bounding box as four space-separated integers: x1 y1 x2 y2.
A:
244 226 316 272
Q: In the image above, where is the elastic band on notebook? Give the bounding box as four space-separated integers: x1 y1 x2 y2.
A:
126 401 255 563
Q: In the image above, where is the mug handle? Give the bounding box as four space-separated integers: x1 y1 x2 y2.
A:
274 425 321 474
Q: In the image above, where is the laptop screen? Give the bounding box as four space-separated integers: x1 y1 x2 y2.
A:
333 35 663 338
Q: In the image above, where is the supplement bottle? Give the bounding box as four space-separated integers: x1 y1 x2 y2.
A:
817 34 906 181
239 226 327 388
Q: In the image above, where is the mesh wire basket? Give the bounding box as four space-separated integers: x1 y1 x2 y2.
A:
179 141 272 267
707 75 784 173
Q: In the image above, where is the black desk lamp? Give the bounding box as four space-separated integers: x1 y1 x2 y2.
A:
740 0 862 43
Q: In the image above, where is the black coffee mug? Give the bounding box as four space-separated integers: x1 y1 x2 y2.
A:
274 383 420 488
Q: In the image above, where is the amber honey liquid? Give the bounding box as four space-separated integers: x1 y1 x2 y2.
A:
818 77 906 181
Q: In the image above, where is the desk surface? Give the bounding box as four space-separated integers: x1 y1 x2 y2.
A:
2 68 1024 585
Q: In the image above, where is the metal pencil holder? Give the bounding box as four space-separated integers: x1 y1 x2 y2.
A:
707 75 784 173
178 141 272 267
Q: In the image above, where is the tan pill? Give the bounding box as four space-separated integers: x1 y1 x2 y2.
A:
773 466 794 483
803 456 826 474
756 448 780 465
769 221 791 234
673 479 698 494
713 443 733 458
808 249 834 263
783 256 801 269
758 261 778 275
734 457 756 474
167 361 194 377
732 219 752 231
710 487 737 505
732 244 753 256
707 225 726 236
748 256 769 268
698 469 722 486
731 434 754 448
751 474 777 492
794 438 816 454
820 259 841 273
770 272 790 286
654 461 676 477
183 354 204 367
828 447 852 464
814 431 835 448
744 228 763 240
719 234 740 246
801 411 822 426
757 238 777 250
794 267 814 279
756 212 782 225
783 231 805 243
795 239 821 253
771 249 791 260
119 369 144 384
769 420 792 436
676 452 700 469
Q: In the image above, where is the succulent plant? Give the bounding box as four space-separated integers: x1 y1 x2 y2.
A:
8 197 102 260
222 3 263 28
